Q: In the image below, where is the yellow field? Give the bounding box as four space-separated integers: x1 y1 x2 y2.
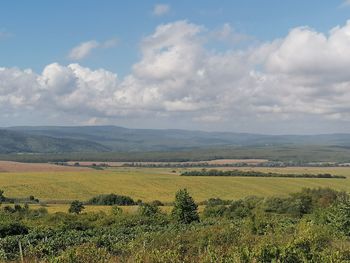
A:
15 204 172 214
1 166 350 203
5 203 205 214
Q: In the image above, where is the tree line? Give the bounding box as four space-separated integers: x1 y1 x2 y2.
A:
181 168 346 178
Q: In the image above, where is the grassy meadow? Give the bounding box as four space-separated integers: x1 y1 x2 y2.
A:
1 166 350 204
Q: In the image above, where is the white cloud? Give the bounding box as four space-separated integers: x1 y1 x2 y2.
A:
211 23 252 44
3 20 350 132
68 39 118 60
341 0 350 6
68 40 99 60
153 4 170 16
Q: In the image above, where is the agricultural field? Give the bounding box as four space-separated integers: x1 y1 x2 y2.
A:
0 161 89 173
1 162 350 204
3 203 181 214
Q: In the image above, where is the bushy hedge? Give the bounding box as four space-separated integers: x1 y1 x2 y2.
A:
87 194 135 206
181 169 346 178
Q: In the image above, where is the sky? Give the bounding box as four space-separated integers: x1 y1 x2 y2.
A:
1 0 350 134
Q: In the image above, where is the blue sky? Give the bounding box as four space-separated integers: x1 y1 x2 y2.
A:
1 0 349 75
1 1 350 134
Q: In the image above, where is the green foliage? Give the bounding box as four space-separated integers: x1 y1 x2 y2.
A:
0 188 349 262
172 189 199 224
0 222 28 238
202 197 231 206
182 169 345 178
52 243 111 263
263 188 339 217
68 201 85 214
138 203 161 217
327 193 350 235
87 194 135 206
203 204 227 218
150 200 164 206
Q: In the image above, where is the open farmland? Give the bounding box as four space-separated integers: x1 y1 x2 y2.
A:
1 162 350 203
0 161 89 173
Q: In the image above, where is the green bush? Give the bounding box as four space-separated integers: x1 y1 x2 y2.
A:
53 243 112 263
87 194 135 206
68 201 85 214
0 222 28 238
138 203 161 217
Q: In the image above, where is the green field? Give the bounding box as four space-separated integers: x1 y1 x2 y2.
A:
1 166 350 203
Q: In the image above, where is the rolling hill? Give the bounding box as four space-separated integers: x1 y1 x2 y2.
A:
1 125 350 154
0 129 110 153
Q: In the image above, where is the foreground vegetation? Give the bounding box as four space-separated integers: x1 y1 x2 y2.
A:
1 188 350 262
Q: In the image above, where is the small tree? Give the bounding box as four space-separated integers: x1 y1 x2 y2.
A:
171 189 199 224
68 200 85 214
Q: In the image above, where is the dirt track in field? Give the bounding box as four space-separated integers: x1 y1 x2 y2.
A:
0 161 89 173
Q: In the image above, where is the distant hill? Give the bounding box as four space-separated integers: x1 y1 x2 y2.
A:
0 129 110 154
1 125 350 154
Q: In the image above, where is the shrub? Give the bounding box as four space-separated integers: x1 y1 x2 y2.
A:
138 203 161 217
203 204 227 218
68 201 85 214
87 194 135 206
151 200 164 206
53 243 111 263
203 198 231 206
171 189 199 224
0 222 28 238
327 193 350 236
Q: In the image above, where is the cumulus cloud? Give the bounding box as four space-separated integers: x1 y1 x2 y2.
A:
2 20 350 132
68 39 118 60
153 4 170 16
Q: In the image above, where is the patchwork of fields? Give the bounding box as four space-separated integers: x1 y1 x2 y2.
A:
1 163 350 204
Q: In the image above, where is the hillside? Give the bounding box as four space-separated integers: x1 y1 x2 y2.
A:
0 129 110 154
1 126 350 155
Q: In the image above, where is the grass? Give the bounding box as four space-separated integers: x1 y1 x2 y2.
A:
1 166 350 203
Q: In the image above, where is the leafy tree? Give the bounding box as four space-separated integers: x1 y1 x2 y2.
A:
68 200 85 214
171 189 199 224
